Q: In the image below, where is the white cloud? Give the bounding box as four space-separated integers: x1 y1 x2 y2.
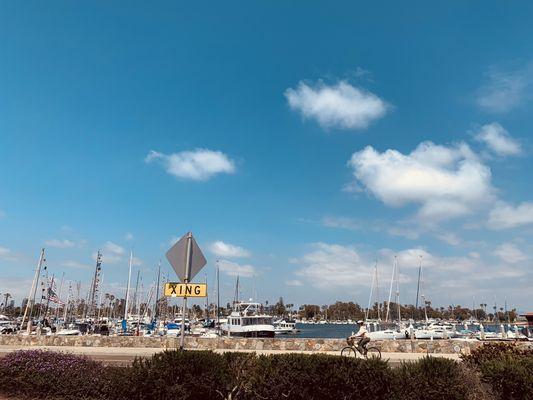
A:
209 241 251 258
285 279 303 287
434 232 460 246
94 241 125 264
145 149 236 181
488 202 533 230
474 123 522 156
321 216 360 230
45 239 75 249
494 243 528 263
347 141 494 221
285 80 388 130
0 246 18 262
61 260 92 269
218 260 256 277
294 243 373 288
476 63 533 113
124 232 134 241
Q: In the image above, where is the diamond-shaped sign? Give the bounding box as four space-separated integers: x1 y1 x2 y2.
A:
165 232 207 282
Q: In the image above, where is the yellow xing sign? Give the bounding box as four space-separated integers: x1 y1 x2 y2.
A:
164 282 207 298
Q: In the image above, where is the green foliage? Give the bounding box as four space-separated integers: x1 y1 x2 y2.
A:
461 342 533 367
462 343 533 400
0 350 110 400
4 348 530 400
250 353 392 400
393 356 491 400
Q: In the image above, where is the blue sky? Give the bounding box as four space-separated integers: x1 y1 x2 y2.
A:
1 2 532 311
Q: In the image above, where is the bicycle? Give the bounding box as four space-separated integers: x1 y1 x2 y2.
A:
341 339 381 360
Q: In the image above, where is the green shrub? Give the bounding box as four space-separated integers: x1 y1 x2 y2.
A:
249 353 392 400
476 356 533 400
0 350 110 400
0 349 512 400
110 350 254 400
460 342 533 400
462 342 533 367
393 356 491 400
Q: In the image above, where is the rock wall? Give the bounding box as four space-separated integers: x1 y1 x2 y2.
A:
0 335 531 354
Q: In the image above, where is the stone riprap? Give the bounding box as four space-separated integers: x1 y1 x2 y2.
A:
0 335 531 354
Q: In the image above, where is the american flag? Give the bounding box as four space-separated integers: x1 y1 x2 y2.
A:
47 287 64 305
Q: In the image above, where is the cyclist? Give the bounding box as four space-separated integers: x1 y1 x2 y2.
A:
348 320 370 355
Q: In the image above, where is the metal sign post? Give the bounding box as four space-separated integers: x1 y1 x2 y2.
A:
165 231 207 351
180 232 192 351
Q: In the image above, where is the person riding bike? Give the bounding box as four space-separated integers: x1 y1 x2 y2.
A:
348 320 370 355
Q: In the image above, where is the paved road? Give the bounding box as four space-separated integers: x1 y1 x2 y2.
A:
0 345 459 366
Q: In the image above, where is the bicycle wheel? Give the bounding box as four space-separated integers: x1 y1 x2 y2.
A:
341 346 357 358
365 346 381 360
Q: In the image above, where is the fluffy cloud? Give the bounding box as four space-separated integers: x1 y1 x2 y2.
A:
347 141 494 221
94 241 125 264
294 243 373 288
0 246 18 262
476 63 533 113
474 123 522 156
494 243 528 263
289 243 530 307
218 260 256 277
145 149 236 181
45 239 75 249
488 202 533 230
209 241 251 258
285 80 388 130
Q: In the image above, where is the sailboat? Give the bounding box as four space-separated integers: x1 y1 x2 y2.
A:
367 256 409 340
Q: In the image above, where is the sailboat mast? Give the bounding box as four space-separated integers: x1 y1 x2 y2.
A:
415 256 422 310
21 248 45 331
385 257 395 322
395 256 401 324
154 260 161 321
124 250 133 320
375 261 380 321
216 259 220 329
366 261 376 320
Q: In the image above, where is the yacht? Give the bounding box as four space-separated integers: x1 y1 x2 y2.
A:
221 302 275 338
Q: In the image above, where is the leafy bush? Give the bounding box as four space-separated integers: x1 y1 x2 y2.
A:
249 353 393 400
393 356 492 400
462 343 533 366
0 350 110 400
0 349 509 400
461 343 533 400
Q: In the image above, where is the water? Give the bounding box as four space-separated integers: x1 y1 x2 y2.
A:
287 323 359 339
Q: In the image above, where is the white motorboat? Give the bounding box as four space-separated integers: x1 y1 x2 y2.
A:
274 319 299 335
221 302 275 338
